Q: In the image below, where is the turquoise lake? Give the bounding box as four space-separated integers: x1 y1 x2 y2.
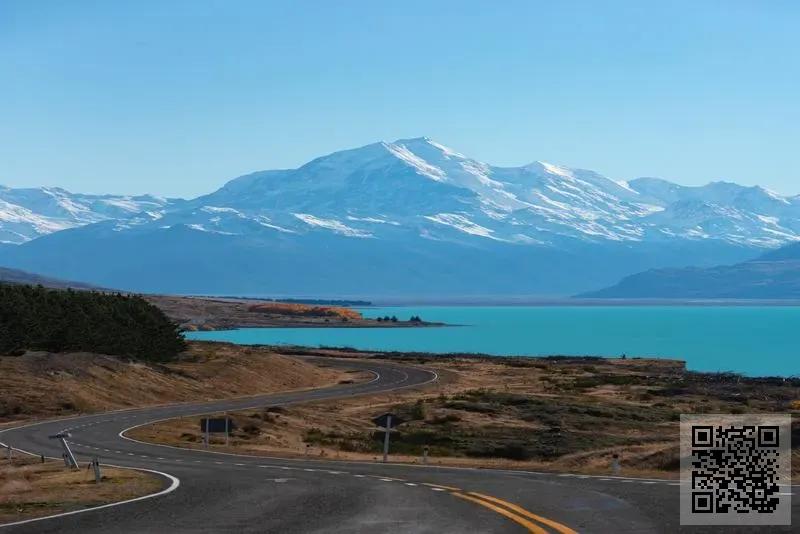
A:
186 306 800 378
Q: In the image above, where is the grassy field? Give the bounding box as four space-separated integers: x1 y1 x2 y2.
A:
0 457 163 524
129 349 800 478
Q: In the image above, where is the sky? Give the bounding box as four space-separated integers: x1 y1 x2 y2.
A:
1 0 799 198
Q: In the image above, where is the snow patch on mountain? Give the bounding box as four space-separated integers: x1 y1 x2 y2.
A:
293 213 373 237
424 213 497 239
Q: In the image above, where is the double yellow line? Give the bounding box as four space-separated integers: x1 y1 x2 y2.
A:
452 490 578 534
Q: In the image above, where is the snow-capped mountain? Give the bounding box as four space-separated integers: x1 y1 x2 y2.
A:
1 137 798 297
0 186 183 244
3 137 799 248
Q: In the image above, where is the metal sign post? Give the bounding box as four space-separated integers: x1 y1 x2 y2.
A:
372 412 405 464
381 414 392 463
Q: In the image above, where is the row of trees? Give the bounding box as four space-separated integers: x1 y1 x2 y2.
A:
375 315 424 323
0 284 187 362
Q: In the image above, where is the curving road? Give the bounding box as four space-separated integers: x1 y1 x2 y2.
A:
1 358 796 533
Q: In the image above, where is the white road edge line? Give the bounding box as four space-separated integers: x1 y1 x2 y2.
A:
0 441 180 530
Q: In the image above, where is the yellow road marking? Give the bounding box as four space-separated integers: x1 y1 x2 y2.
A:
421 482 461 491
469 492 579 534
451 493 547 534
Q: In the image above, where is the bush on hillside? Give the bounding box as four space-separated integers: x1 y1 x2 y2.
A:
0 284 187 362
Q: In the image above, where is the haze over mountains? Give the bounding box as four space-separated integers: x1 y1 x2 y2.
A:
2 137 799 298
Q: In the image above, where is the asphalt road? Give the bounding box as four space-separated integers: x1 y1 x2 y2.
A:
1 358 796 533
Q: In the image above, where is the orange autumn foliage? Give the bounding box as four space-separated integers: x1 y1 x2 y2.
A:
247 302 363 320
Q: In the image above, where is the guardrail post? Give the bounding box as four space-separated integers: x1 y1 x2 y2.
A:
49 433 78 469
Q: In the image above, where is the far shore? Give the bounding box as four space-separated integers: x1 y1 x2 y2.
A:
144 294 454 332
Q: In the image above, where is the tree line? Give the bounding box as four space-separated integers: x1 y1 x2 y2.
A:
0 284 187 362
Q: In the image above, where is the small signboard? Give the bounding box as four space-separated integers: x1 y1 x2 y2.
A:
372 412 405 428
200 417 235 433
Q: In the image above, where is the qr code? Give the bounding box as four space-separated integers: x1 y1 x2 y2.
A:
680 414 792 526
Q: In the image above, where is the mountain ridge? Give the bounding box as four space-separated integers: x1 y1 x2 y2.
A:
578 241 800 299
2 137 799 297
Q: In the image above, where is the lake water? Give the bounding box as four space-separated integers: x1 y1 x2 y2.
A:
185 306 800 378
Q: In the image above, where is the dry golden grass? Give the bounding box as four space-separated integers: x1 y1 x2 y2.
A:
0 457 162 523
130 352 800 479
0 341 351 424
247 302 363 320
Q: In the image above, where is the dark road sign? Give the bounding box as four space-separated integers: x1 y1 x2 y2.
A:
372 413 405 428
200 417 235 433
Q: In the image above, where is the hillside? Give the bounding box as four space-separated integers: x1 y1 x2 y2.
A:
580 241 800 299
0 342 350 423
0 266 98 289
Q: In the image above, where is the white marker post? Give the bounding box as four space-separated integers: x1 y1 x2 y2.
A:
382 414 393 463
422 446 429 465
6 445 11 462
93 458 101 483
611 453 621 476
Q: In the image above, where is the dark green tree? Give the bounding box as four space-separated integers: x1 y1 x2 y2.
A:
0 283 187 362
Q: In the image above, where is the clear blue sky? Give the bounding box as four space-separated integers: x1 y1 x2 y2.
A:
1 0 799 198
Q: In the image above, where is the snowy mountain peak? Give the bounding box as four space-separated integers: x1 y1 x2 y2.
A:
2 138 799 250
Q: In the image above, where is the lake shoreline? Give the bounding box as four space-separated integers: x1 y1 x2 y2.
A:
186 305 800 378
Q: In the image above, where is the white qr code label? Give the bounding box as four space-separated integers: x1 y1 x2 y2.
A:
680 414 792 526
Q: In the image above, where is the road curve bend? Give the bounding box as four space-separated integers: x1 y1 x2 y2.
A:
1 358 796 533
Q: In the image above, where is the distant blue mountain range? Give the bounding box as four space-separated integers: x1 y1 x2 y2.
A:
2 138 798 298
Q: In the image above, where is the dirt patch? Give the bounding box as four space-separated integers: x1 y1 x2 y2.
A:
0 457 163 524
130 349 800 478
0 341 352 423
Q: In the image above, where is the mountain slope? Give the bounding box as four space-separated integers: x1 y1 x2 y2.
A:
0 186 184 244
2 137 798 297
0 266 99 289
579 243 800 299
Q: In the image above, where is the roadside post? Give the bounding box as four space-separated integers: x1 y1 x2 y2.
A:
382 415 392 463
49 432 78 469
92 458 101 483
372 413 406 463
611 453 621 476
224 413 229 446
5 445 11 462
422 445 429 465
305 443 311 458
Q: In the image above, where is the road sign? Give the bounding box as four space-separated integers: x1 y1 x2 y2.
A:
200 418 235 433
372 413 405 428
